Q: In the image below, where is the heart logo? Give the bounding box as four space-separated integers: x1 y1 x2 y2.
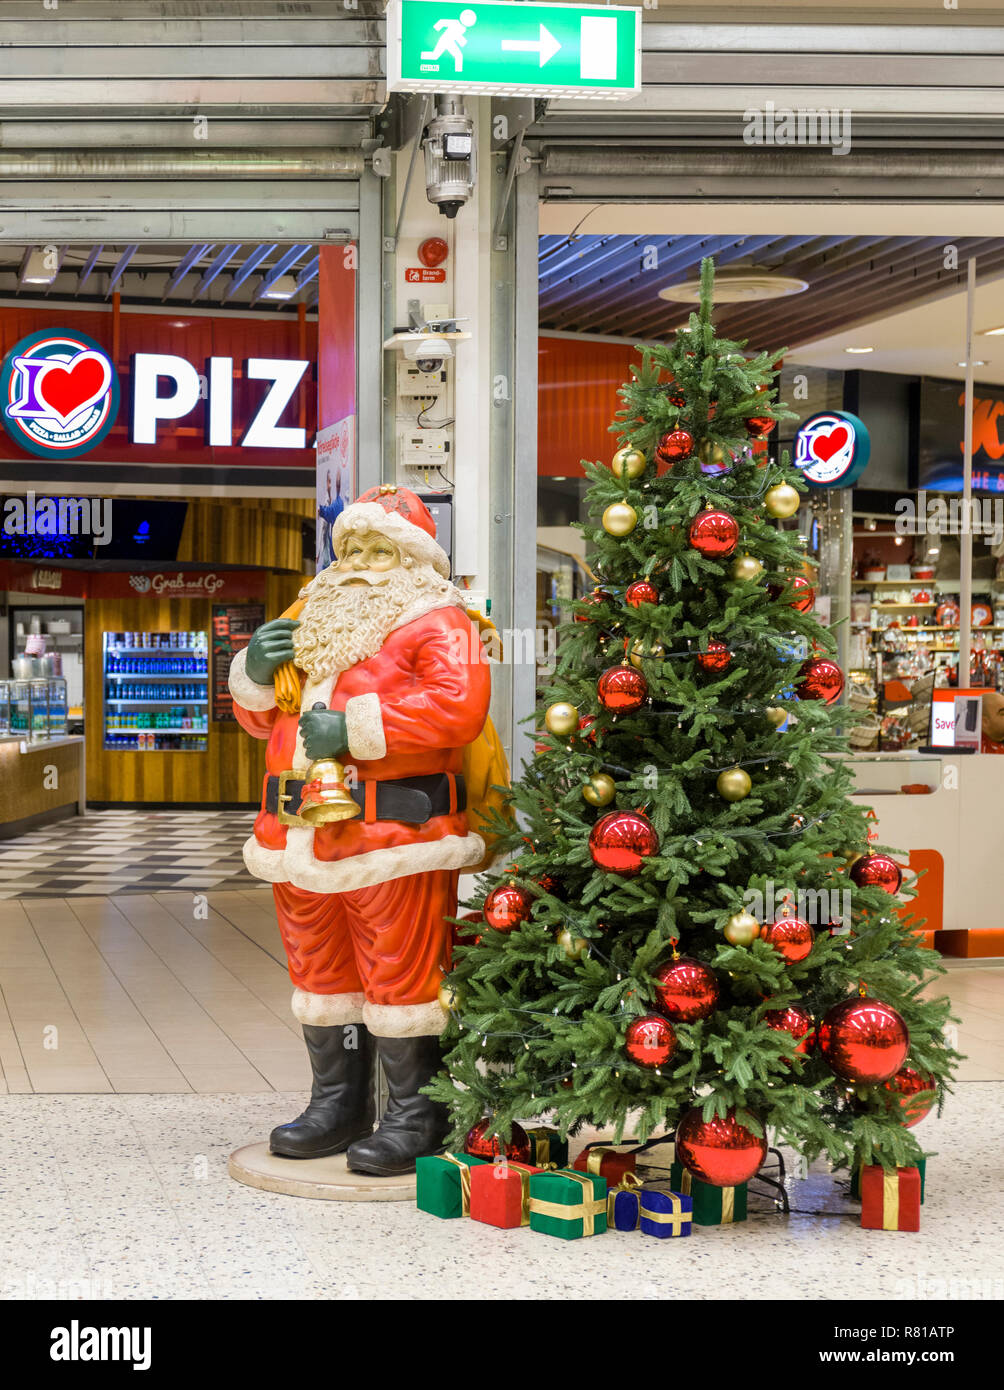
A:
810 426 849 463
35 351 112 428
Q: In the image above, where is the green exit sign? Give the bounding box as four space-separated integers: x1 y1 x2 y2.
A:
386 0 641 99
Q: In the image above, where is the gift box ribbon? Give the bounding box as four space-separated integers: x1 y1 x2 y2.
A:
530 1171 605 1235
525 1129 555 1165
606 1171 643 1226
643 1192 690 1234
441 1153 473 1215
492 1158 555 1226
584 1145 622 1175
882 1171 900 1232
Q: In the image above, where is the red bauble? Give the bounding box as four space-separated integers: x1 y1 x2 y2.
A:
675 1107 767 1187
688 509 739 559
483 883 533 932
464 1118 531 1163
576 714 598 745
653 956 719 1022
588 810 659 875
574 589 611 623
770 575 815 613
625 1015 677 1068
795 657 844 705
597 664 648 713
655 428 693 466
763 1003 815 1055
761 914 814 964
625 579 659 607
849 853 903 894
817 997 910 1084
696 639 732 673
745 415 776 438
883 1066 936 1128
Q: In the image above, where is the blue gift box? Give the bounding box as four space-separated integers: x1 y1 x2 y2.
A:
608 1184 642 1232
640 1186 693 1239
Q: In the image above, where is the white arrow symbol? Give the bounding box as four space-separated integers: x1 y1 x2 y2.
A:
501 23 561 67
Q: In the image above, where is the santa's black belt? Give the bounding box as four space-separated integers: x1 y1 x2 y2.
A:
265 771 465 825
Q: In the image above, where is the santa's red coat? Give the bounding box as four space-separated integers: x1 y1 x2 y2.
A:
229 596 492 895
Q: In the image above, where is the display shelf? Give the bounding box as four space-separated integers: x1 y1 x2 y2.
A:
873 602 937 609
106 698 209 705
103 629 209 753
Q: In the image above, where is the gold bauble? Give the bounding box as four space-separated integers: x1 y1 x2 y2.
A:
611 446 646 481
557 928 589 959
582 773 616 807
764 483 801 519
698 440 727 468
730 554 763 583
723 910 761 947
438 979 462 1012
717 766 752 801
602 502 638 537
765 706 788 727
629 638 666 670
544 701 579 736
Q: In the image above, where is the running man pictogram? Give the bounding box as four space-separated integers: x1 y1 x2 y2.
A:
421 9 477 72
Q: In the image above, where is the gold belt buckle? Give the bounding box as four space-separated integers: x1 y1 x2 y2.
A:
276 769 310 827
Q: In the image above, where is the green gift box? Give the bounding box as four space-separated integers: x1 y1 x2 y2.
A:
669 1162 747 1225
416 1153 488 1219
523 1126 569 1169
850 1157 925 1204
528 1168 607 1240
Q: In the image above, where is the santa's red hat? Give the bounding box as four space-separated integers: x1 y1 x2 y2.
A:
331 485 450 578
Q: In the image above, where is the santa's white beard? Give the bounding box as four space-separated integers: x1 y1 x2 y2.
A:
293 561 458 679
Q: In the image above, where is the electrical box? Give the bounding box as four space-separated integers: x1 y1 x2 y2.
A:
399 427 451 472
396 361 448 397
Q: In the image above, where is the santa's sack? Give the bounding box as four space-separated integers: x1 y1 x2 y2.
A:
462 713 511 872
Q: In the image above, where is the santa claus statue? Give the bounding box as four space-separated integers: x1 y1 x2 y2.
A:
228 486 497 1176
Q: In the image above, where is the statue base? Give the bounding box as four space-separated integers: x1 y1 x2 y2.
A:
228 1143 418 1202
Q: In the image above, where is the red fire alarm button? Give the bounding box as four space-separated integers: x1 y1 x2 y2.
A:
418 236 449 268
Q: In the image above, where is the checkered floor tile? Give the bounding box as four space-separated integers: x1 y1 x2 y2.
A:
0 809 260 897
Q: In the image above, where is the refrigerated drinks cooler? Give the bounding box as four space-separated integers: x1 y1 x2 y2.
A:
0 678 68 740
103 630 209 751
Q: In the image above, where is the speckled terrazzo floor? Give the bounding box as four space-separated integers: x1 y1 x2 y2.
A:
1 1082 1000 1301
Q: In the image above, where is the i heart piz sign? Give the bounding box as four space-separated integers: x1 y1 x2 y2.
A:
1 328 119 459
793 410 870 488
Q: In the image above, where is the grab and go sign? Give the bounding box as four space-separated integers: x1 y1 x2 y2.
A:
0 327 310 459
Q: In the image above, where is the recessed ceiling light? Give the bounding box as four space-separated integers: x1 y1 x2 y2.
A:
980 326 1004 336
658 269 808 303
19 248 59 286
261 273 298 301
957 360 987 368
844 346 874 354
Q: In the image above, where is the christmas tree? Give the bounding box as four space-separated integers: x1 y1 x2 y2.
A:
430 258 957 1183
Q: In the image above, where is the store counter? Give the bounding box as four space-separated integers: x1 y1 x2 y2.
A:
0 734 85 839
842 752 1001 956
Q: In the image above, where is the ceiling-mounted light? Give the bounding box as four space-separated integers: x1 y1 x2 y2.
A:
866 517 878 531
979 326 1004 336
957 360 987 368
261 274 297 301
844 346 874 354
20 247 59 286
658 269 808 303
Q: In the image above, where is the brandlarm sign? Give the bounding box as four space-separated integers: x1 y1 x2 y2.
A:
0 330 310 459
793 410 870 488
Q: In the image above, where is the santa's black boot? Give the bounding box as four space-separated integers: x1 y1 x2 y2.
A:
345 1036 450 1176
269 1024 375 1159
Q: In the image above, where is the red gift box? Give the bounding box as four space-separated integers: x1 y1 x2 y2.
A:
860 1164 921 1232
572 1143 637 1187
469 1160 542 1229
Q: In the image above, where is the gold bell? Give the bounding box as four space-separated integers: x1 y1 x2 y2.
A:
298 758 362 825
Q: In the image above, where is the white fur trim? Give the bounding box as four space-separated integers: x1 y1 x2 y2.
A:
292 988 365 1026
243 834 287 881
363 999 447 1038
332 502 451 578
344 692 386 761
241 828 486 894
228 647 277 712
